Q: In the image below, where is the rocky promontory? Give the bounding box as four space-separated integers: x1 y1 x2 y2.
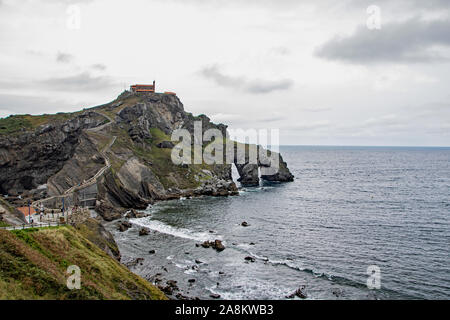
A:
0 91 294 221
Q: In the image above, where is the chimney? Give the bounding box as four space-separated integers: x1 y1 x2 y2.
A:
153 80 156 92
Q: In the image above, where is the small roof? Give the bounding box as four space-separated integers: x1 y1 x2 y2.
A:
17 207 37 216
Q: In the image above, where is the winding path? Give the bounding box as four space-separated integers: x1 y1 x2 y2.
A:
31 112 117 209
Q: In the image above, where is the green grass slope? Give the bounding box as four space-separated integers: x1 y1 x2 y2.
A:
0 226 166 300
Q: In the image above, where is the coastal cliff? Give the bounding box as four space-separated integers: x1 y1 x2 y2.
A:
0 91 294 221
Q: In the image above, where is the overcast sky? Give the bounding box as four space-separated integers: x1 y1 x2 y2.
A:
0 0 449 146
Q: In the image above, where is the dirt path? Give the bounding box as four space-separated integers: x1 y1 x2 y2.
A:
32 112 117 209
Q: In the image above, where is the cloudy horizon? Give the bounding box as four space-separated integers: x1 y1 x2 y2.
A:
0 0 449 146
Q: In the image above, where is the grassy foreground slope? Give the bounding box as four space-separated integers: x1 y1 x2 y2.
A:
0 225 166 300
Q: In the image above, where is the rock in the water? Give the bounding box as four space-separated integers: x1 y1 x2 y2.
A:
149 249 156 254
188 279 196 283
241 221 250 227
139 227 150 236
210 293 221 299
213 239 225 252
245 256 255 262
201 241 210 248
124 209 137 219
118 221 132 232
287 286 307 299
332 288 343 297
200 239 225 251
195 259 203 264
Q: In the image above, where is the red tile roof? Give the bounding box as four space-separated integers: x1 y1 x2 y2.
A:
17 207 37 216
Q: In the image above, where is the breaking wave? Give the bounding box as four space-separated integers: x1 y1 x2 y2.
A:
130 217 221 242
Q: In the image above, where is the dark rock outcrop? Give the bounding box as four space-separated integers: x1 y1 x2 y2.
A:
0 111 107 195
233 143 294 187
118 220 132 232
200 239 225 252
95 199 123 221
139 227 150 236
286 285 308 299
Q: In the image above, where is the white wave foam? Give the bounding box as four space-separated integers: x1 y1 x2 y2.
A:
184 268 197 275
130 218 220 242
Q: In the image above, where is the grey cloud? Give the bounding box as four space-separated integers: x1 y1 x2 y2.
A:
315 18 450 64
39 72 117 92
91 63 107 71
200 65 293 94
56 52 74 64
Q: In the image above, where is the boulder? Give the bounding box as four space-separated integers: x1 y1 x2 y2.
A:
200 239 225 251
159 280 179 295
139 227 150 236
213 239 225 252
96 200 123 221
118 221 132 232
286 286 307 299
245 256 255 262
201 241 210 248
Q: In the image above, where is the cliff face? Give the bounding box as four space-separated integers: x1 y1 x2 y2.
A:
0 91 293 220
0 112 107 196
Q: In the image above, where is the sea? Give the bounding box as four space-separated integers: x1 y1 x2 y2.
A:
106 146 450 300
